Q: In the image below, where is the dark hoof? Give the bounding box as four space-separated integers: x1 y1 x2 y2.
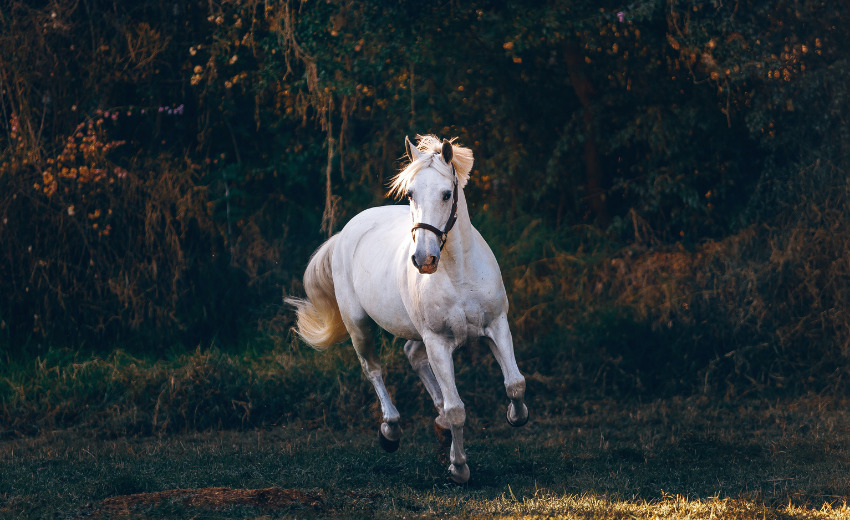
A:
434 421 452 447
507 402 529 427
378 429 400 453
449 463 470 484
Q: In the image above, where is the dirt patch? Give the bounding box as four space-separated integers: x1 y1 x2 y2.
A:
91 486 322 516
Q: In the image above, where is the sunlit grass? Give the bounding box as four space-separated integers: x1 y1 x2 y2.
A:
463 492 850 519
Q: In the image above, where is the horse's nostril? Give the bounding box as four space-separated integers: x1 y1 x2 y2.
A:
412 253 438 274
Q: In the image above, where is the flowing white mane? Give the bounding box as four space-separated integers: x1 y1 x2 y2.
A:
387 135 474 199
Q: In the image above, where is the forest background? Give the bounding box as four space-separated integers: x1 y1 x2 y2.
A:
1 0 849 434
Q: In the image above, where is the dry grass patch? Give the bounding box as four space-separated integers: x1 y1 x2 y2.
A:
93 487 322 517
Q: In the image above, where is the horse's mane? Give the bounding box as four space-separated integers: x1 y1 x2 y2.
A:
387 135 474 199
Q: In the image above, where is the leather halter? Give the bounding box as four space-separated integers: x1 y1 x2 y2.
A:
411 164 458 251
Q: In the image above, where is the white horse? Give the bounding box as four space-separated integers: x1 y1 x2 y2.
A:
286 135 528 483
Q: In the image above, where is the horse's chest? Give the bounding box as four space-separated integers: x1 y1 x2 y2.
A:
422 287 495 344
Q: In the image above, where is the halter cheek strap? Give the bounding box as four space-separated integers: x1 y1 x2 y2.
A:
411 165 458 251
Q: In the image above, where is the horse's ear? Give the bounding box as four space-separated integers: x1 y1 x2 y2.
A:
441 138 453 165
405 136 422 163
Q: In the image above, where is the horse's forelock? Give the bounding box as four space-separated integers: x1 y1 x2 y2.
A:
416 135 473 188
387 135 474 199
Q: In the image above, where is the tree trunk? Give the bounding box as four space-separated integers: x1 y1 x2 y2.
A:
564 43 609 224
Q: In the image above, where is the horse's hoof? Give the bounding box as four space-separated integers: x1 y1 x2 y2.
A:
507 401 529 427
378 429 400 452
449 463 470 484
434 419 452 447
379 422 400 453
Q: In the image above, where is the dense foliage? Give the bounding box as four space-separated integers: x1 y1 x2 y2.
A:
1 0 848 395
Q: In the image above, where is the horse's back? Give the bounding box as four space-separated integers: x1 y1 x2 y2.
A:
340 204 409 236
336 205 409 262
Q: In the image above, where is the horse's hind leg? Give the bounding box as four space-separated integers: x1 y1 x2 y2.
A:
345 316 402 451
404 340 451 445
483 314 529 427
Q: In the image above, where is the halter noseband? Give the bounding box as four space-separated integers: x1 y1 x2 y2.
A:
411 164 458 251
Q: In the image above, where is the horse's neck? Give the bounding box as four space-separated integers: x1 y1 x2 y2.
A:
440 191 476 277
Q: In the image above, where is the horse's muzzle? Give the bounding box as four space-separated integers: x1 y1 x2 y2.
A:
411 254 439 274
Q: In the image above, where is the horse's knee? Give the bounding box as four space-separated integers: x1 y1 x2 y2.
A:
444 405 465 428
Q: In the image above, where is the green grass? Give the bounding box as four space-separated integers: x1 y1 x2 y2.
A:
2 395 849 519
0 338 596 437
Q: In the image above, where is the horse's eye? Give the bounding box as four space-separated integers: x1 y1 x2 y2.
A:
442 191 451 201
407 191 413 200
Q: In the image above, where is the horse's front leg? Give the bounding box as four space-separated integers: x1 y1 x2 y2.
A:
483 314 528 427
423 334 470 483
403 340 451 444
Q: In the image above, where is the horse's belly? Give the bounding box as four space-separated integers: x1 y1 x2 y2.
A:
355 276 419 339
372 313 421 340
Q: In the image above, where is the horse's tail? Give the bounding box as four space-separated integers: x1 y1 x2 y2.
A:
285 235 349 350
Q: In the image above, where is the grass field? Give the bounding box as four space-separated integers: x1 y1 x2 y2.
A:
2 395 850 519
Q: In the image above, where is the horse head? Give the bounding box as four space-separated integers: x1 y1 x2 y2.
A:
386 135 474 275
404 136 458 274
